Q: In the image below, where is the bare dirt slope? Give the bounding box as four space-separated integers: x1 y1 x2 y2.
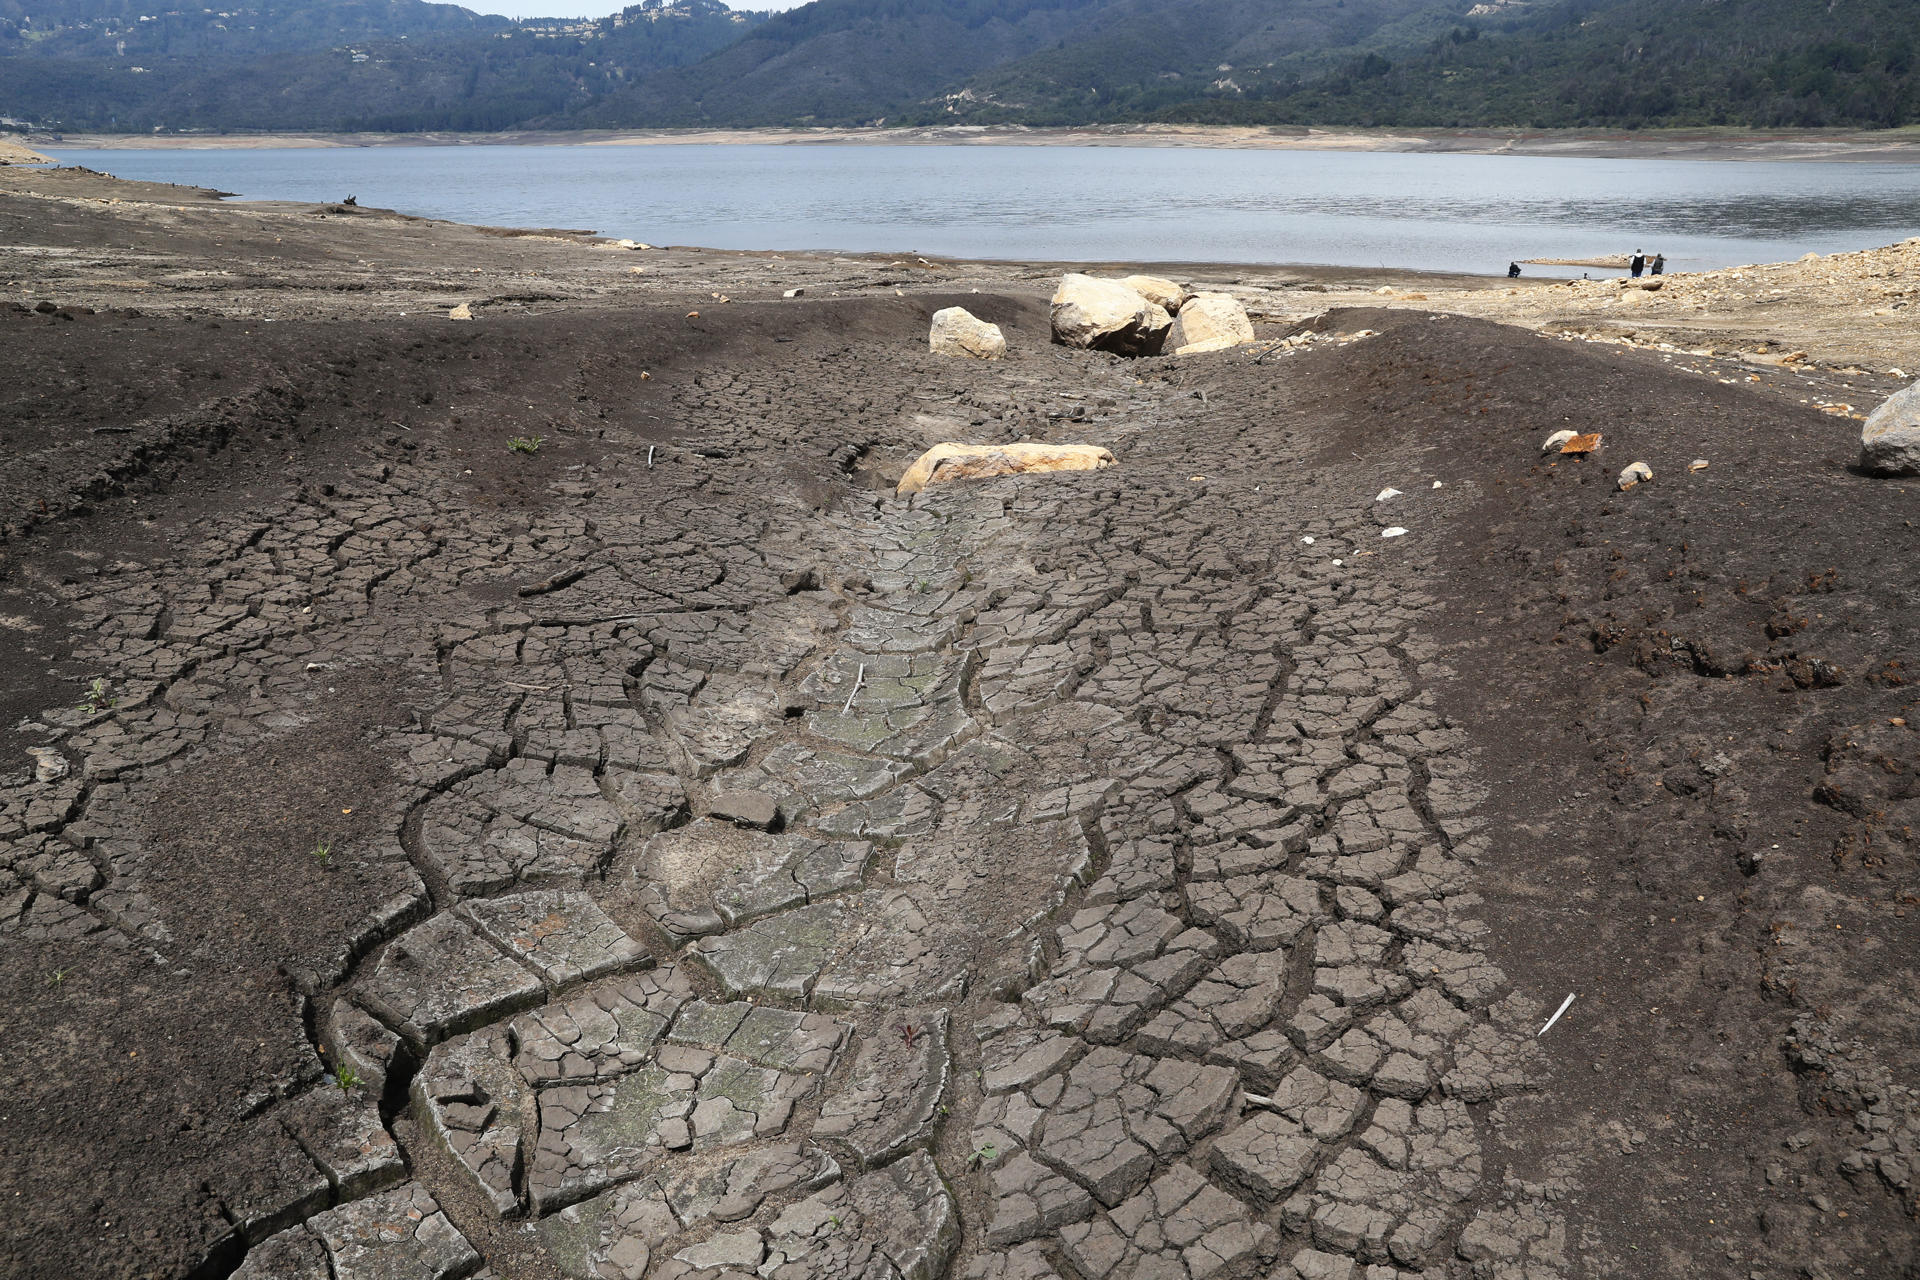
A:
1 173 1916 1280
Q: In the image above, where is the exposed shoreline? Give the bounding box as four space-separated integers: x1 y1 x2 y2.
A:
2 150 1917 1280
24 122 1920 163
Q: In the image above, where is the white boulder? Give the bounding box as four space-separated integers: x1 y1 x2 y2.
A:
928 307 1006 360
1118 274 1186 314
1049 274 1171 355
1861 381 1920 476
1167 293 1255 355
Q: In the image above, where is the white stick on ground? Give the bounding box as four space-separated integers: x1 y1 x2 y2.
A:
647 446 655 468
1537 992 1577 1038
841 663 866 715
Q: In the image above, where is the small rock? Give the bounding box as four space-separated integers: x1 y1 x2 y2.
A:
784 287 805 298
1375 488 1401 502
710 790 780 831
1542 430 1576 453
448 303 473 321
1617 462 1652 490
1860 380 1920 476
1380 527 1408 539
27 747 68 783
928 307 1007 360
1689 458 1710 472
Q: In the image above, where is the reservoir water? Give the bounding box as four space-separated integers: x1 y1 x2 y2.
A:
53 143 1920 276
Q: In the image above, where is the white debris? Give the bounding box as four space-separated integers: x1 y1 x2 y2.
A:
1301 536 1315 545
1431 480 1443 489
1618 461 1653 490
1381 527 1408 539
1542 430 1576 453
841 663 866 715
1375 487 1402 502
1537 992 1577 1038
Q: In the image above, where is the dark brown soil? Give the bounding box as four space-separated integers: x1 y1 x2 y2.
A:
1 172 1915 1280
1283 308 1920 1276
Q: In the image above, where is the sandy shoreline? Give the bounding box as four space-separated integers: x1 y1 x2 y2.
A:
22 122 1920 162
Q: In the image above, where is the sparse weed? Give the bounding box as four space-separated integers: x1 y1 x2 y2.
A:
312 841 332 863
78 677 117 715
894 1021 920 1050
334 1066 362 1093
508 435 545 455
969 1143 997 1167
47 967 71 986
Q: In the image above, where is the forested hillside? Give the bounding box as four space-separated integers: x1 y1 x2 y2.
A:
0 0 764 131
1156 0 1920 129
1 0 1914 133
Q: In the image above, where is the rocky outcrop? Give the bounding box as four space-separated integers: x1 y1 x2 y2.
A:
1861 381 1920 476
929 307 1007 360
1049 275 1172 356
897 442 1115 495
1167 293 1255 355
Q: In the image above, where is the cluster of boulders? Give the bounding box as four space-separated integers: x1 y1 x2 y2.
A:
1049 272 1254 356
925 273 1257 361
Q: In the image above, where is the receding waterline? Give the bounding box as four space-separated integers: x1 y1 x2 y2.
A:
54 143 1920 274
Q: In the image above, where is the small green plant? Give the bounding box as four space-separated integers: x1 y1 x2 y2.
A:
910 578 931 594
969 1143 997 1167
312 841 332 863
827 1213 842 1230
333 1066 362 1094
78 677 116 715
47 967 71 986
507 434 545 455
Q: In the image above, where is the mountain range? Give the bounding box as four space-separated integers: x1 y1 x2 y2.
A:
2 0 1914 133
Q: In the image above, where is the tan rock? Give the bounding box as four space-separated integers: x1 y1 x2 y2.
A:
897 442 1115 496
1118 275 1186 314
448 303 473 320
928 307 1006 360
1049 274 1170 355
1167 293 1255 355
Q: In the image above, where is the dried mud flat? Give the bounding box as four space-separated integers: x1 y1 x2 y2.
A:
2 169 1918 1280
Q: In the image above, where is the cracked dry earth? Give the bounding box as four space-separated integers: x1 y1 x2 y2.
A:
3 284 1918 1279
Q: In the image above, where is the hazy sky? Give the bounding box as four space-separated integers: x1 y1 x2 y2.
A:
477 0 809 16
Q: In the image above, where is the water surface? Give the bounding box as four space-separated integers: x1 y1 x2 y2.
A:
54 143 1920 275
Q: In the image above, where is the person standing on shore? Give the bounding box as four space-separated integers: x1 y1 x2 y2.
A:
1630 250 1646 278
1651 253 1665 276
